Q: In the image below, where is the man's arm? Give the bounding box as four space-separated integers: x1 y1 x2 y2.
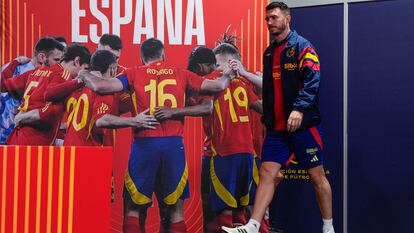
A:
154 99 213 121
44 79 84 102
287 46 321 132
294 46 321 111
14 109 40 126
1 60 32 97
250 100 263 115
96 109 159 129
199 67 233 95
229 59 263 93
78 70 124 94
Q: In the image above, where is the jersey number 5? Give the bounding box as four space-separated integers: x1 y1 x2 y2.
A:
144 79 177 114
19 81 39 112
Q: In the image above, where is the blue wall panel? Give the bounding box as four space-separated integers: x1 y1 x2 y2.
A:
348 0 414 232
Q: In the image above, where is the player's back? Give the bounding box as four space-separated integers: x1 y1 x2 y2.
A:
211 74 259 156
6 64 68 145
21 64 68 112
64 86 113 146
126 62 204 138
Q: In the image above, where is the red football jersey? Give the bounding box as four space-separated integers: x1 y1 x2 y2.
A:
250 99 264 159
103 65 133 146
125 62 205 138
4 64 69 145
211 73 259 156
187 93 213 157
185 71 219 157
63 86 114 146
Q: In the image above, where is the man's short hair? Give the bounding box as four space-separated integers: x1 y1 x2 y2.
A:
187 46 216 72
61 42 91 65
213 43 241 61
51 36 67 44
99 34 123 51
140 38 164 63
34 37 65 56
91 50 117 75
266 1 290 15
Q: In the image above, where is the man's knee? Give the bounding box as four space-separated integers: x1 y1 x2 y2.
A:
166 200 185 223
259 162 282 182
308 166 330 189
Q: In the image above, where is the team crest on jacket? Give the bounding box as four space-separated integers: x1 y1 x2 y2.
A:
286 47 295 57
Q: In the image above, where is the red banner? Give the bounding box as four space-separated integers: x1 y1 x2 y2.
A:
0 146 113 233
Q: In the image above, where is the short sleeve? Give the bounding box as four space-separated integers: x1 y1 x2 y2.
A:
183 69 205 92
93 94 114 121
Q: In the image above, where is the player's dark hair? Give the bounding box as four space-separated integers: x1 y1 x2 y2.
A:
187 46 216 72
140 38 164 63
266 1 290 15
99 33 123 51
91 50 117 75
34 37 65 56
61 42 91 65
213 26 241 60
50 36 67 44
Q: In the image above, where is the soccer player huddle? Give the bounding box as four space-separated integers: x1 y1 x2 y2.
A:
1 32 266 232
1 2 336 233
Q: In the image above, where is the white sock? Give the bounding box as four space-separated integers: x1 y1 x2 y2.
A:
246 219 261 230
322 219 334 232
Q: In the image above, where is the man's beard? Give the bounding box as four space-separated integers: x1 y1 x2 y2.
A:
271 23 287 37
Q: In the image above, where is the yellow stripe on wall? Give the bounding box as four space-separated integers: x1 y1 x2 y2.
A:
67 147 76 233
8 0 12 61
24 146 32 233
1 147 8 233
46 147 54 233
57 147 65 233
247 9 251 69
12 146 19 233
35 147 43 233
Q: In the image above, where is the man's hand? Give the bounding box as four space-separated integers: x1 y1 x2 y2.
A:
222 62 234 77
287 110 303 132
229 59 248 77
154 107 177 121
14 111 25 127
133 108 160 129
14 109 40 126
15 56 31 65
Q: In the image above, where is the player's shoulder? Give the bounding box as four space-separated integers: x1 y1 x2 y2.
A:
46 63 71 79
231 76 254 90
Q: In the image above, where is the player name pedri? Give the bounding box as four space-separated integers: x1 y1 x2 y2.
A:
147 68 174 75
33 69 53 78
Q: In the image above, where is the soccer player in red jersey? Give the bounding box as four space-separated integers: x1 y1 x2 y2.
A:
0 37 64 144
63 50 158 146
79 38 232 233
96 34 134 146
203 41 263 232
1 43 91 145
97 34 134 204
186 46 217 232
